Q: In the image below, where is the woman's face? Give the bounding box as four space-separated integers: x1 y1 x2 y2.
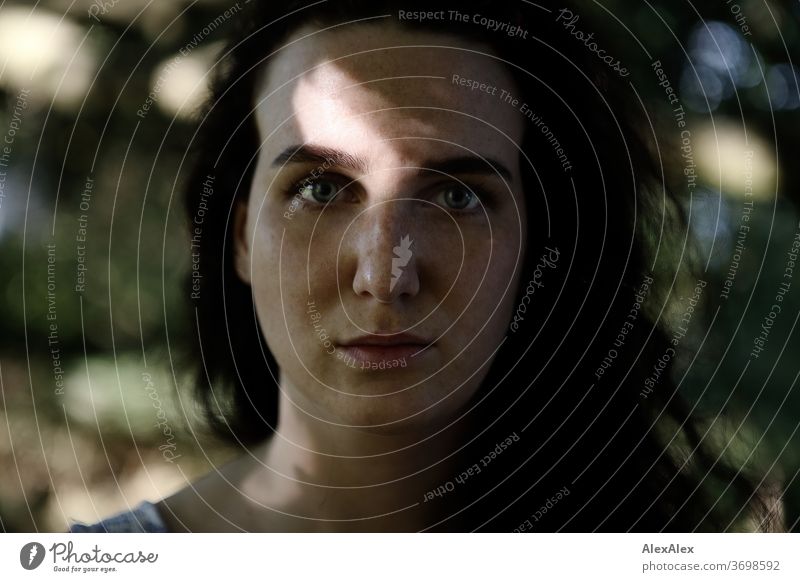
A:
235 23 527 433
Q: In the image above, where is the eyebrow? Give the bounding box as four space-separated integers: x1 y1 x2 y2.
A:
272 144 513 181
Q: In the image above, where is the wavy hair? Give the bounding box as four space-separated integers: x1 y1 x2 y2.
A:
181 0 779 531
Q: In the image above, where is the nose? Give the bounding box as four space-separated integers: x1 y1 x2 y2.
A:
350 201 420 303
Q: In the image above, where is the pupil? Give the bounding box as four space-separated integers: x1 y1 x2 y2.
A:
447 187 471 209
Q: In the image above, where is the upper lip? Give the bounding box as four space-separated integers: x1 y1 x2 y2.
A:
338 332 432 347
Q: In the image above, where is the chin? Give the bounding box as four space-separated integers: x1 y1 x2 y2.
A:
284 353 483 431
326 382 473 434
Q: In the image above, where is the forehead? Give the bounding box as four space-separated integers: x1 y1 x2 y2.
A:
254 23 523 162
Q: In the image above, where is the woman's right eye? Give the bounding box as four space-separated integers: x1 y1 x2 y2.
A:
297 179 341 205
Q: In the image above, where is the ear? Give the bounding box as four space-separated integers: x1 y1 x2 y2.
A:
232 199 252 285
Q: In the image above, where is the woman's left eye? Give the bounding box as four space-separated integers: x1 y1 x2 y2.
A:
435 184 481 211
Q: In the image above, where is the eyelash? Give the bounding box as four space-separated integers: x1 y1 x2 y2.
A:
284 173 493 213
286 174 352 209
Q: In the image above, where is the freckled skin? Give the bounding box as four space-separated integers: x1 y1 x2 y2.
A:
235 23 527 433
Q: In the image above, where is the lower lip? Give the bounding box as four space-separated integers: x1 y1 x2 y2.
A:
337 344 432 365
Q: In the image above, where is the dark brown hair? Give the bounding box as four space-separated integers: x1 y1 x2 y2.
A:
181 0 778 531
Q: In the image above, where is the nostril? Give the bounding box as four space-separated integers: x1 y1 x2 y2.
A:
351 232 419 301
346 202 421 301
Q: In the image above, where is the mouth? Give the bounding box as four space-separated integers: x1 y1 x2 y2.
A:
337 332 434 365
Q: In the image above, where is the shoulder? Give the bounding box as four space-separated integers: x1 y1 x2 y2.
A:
153 466 249 532
152 449 278 532
68 501 168 533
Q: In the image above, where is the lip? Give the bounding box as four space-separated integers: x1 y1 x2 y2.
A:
337 332 433 365
339 332 432 347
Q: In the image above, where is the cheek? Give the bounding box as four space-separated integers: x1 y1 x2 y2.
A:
247 212 312 347
441 224 526 370
451 220 525 312
247 209 347 357
463 257 522 339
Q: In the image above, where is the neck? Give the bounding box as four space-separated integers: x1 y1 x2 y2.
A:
236 378 474 531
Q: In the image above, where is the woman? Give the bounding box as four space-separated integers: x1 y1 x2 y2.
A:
70 0 781 532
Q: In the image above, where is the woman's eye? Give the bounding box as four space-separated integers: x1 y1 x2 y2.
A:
436 184 480 211
298 179 341 204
